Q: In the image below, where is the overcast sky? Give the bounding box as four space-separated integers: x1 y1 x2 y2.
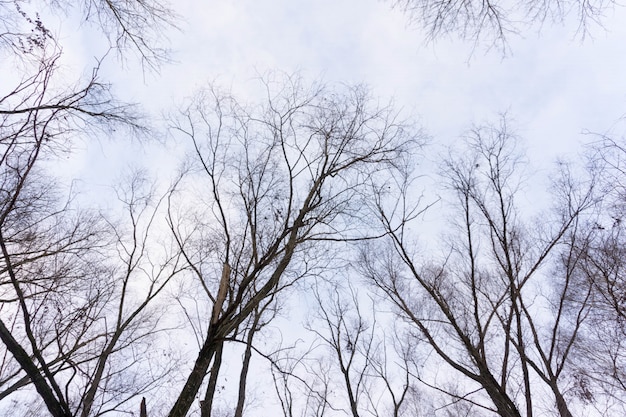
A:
51 0 626 207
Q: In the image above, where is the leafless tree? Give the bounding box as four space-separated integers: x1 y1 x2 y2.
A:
389 0 618 52
362 116 599 417
0 154 185 416
556 134 626 414
269 341 329 417
2 0 176 69
80 0 178 68
196 291 279 417
307 278 419 417
164 73 419 417
307 280 375 417
0 2 183 414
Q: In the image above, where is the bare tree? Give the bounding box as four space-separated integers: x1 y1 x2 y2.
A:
80 0 177 68
0 3 182 414
164 74 418 417
389 0 618 52
0 159 185 416
2 0 176 69
308 280 375 417
0 32 139 416
197 291 278 417
308 278 419 417
557 135 626 413
362 117 598 416
232 295 278 417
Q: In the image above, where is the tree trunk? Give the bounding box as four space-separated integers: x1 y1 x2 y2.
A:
480 374 523 417
553 386 574 417
200 341 224 417
80 334 122 417
234 316 261 417
168 327 219 417
140 397 147 417
0 319 71 417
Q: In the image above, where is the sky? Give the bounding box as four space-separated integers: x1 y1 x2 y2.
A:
52 0 626 196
